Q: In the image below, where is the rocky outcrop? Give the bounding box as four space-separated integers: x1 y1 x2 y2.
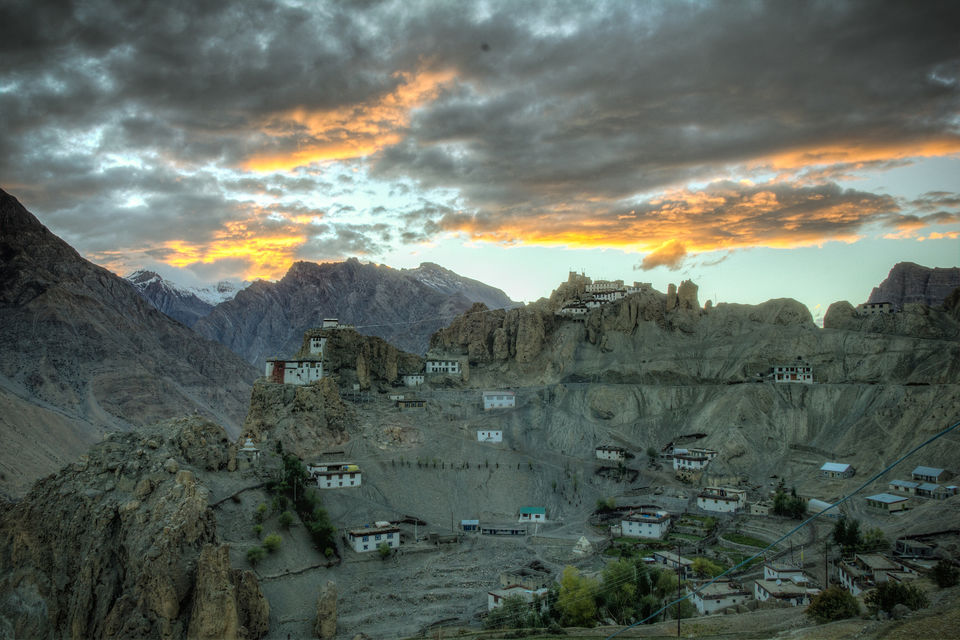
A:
0 416 268 639
429 302 558 365
192 259 515 366
822 300 858 330
314 581 337 639
243 378 352 459
187 544 268 640
823 298 960 339
302 328 423 389
868 262 960 310
0 189 258 496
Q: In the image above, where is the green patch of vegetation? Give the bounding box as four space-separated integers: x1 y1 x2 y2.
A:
721 533 767 548
378 542 392 559
279 510 294 529
246 546 266 566
933 560 959 588
262 533 282 552
806 586 860 623
865 581 929 614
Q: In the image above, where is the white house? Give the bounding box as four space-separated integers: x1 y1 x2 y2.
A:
595 445 627 462
265 359 323 385
518 507 546 523
621 510 671 540
594 289 627 303
697 487 747 513
753 580 812 607
763 563 807 583
426 359 461 374
482 391 516 410
402 374 424 387
838 554 904 595
477 430 503 443
487 586 549 611
673 453 711 472
585 279 624 294
322 318 339 329
307 462 362 489
347 523 400 553
769 360 813 383
689 581 751 615
819 462 855 479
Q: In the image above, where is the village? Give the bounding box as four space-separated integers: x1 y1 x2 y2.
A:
225 275 957 638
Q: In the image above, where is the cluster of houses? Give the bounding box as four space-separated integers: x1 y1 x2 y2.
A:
263 320 352 385
837 553 918 596
885 466 956 502
556 277 652 320
401 359 462 387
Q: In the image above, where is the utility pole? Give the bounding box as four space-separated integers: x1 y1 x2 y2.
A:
677 543 682 637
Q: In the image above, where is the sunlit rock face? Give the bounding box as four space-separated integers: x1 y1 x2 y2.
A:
868 262 960 310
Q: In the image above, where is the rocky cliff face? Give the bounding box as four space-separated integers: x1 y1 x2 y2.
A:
0 417 268 640
868 262 960 309
0 189 258 496
298 328 424 389
823 294 960 339
192 259 515 367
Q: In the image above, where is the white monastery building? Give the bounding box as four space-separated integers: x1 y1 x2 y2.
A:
308 336 327 356
483 390 516 410
307 462 362 489
402 374 424 387
621 510 671 540
697 487 747 513
347 522 400 553
477 430 503 443
265 359 323 385
595 446 627 462
426 359 461 374
769 360 813 383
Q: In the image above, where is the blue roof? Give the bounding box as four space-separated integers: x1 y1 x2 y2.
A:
867 493 908 503
520 507 546 514
912 466 945 477
820 462 852 472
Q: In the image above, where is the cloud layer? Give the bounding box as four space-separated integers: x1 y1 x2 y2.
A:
1 0 958 279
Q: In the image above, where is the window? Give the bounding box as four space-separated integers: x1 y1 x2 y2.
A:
375 534 381 541
387 533 393 538
363 536 369 542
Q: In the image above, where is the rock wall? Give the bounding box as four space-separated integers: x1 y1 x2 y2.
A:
300 328 423 388
868 262 960 309
0 416 268 639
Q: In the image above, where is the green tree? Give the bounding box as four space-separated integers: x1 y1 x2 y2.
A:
832 518 861 554
646 447 658 463
378 542 392 559
864 581 928 614
252 524 263 538
279 510 295 529
806 586 860 622
933 560 959 588
858 527 889 553
246 546 266 566
599 559 637 623
556 566 598 626
691 557 724 578
263 533 282 552
253 503 268 524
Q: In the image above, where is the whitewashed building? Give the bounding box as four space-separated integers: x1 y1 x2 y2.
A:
426 360 461 374
753 580 812 607
763 563 807 583
477 429 503 443
621 510 671 539
769 360 813 383
838 554 908 596
307 462 362 489
402 374 424 387
697 487 747 513
518 507 546 523
347 523 400 553
585 279 624 294
673 453 711 472
264 359 323 385
308 336 327 356
595 446 627 462
483 391 516 410
689 581 751 615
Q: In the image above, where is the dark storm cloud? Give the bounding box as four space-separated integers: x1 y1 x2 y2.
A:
2 0 958 275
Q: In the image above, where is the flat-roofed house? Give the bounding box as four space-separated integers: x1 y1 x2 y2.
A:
689 580 751 615
426 359 461 374
518 507 546 523
753 580 813 607
819 462 855 479
838 554 905 595
482 390 516 410
307 462 362 489
487 586 549 611
697 487 747 513
595 445 627 462
621 510 671 539
888 479 919 495
477 430 503 443
347 523 401 553
652 551 693 580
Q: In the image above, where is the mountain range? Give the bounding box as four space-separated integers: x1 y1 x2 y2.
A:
0 189 258 496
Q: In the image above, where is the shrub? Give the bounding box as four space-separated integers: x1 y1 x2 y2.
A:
253 524 263 538
253 503 268 524
246 546 266 566
864 581 929 614
378 542 391 559
279 510 294 529
263 533 282 552
806 586 860 622
933 560 959 588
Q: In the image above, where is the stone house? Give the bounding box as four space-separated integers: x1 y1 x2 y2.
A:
595 445 627 462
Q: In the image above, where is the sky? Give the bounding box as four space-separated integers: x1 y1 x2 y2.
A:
2 0 959 322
